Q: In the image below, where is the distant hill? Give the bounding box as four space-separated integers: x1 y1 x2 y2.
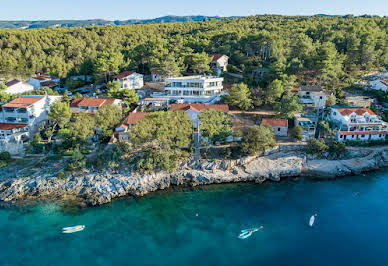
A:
0 15 233 29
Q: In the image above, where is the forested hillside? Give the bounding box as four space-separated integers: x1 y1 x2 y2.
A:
0 15 387 91
0 16 226 29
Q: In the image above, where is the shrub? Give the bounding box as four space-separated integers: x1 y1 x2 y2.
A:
57 172 66 179
291 125 303 141
240 125 276 156
327 140 346 159
306 139 328 157
0 151 11 161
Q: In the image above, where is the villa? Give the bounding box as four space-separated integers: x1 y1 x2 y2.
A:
0 95 62 154
113 71 144 90
171 104 229 129
153 75 224 104
328 106 387 142
4 79 34 95
298 85 327 110
27 74 60 89
0 95 62 129
112 112 150 142
209 54 229 76
70 98 122 114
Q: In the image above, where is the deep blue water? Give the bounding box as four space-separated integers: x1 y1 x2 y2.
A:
1 171 388 266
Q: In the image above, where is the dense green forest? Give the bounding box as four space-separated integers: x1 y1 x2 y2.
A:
0 15 387 92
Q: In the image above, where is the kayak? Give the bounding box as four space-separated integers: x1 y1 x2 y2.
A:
238 226 263 239
238 231 253 239
309 214 317 227
62 225 85 233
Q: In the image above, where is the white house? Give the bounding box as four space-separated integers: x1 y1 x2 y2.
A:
27 74 60 89
294 114 317 141
4 79 34 95
298 85 327 110
329 106 387 142
369 79 388 92
0 95 62 132
113 71 144 90
0 123 29 155
70 98 122 114
261 118 288 137
209 54 229 76
171 104 229 129
155 76 224 104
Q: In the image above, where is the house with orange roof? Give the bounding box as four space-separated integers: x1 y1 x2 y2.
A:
261 118 288 137
1 95 62 128
329 106 388 141
111 112 151 142
171 104 229 129
0 95 62 153
27 74 60 89
70 98 122 114
113 71 144 90
209 54 229 76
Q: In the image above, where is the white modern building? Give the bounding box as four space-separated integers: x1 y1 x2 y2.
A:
298 85 327 110
329 106 387 142
113 71 144 90
3 79 34 95
27 74 60 89
154 76 224 104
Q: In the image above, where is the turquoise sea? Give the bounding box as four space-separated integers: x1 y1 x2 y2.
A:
2 171 388 266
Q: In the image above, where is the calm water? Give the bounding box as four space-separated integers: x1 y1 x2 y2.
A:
1 171 388 266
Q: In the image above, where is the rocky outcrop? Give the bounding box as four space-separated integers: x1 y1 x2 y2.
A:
0 146 387 206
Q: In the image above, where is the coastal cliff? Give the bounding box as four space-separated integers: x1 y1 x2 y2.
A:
0 145 387 205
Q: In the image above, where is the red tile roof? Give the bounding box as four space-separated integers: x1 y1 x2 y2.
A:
125 112 150 124
209 54 226 62
0 123 28 130
336 108 376 116
31 75 51 80
40 81 59 87
70 98 117 108
262 118 288 127
113 71 135 79
171 104 229 113
3 96 44 108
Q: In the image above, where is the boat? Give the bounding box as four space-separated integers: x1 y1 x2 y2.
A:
62 225 85 233
238 226 263 239
309 214 317 227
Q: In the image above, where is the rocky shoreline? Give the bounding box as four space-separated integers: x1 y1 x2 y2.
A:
0 145 387 206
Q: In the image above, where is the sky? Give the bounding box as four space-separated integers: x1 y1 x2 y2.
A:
1 0 387 20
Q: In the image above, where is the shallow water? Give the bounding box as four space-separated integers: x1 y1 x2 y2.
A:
1 171 388 266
